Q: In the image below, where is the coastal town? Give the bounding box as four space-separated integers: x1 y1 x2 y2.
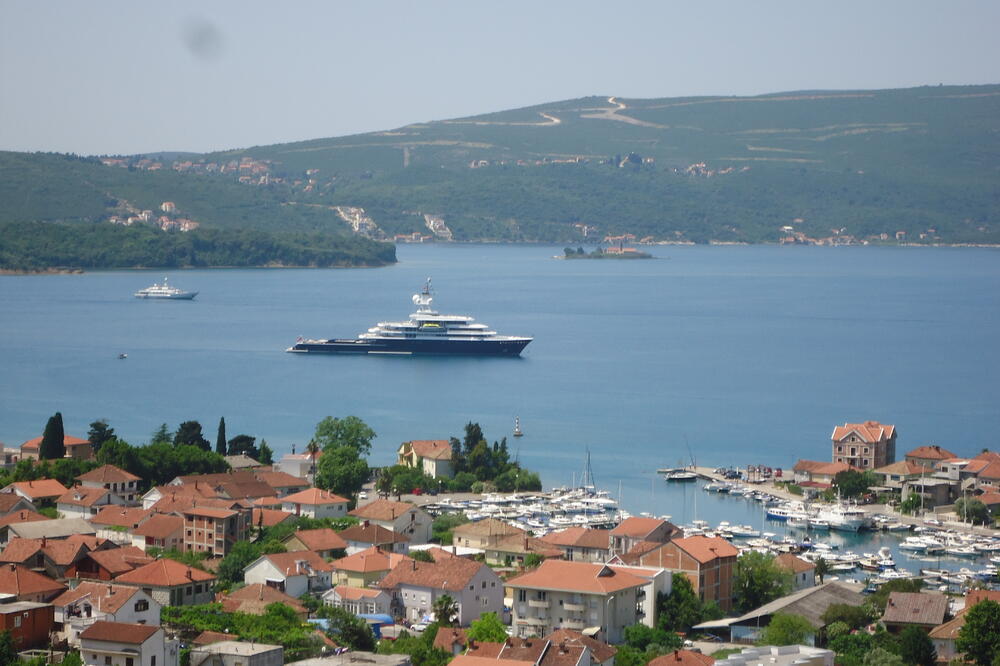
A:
0 418 996 665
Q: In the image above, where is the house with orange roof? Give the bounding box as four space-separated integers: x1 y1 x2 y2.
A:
775 553 816 591
397 439 455 478
0 534 110 579
217 582 307 618
350 498 433 544
76 464 142 503
178 504 250 556
0 492 37 517
453 518 527 550
928 590 1000 663
505 560 652 643
254 470 311 497
3 478 69 504
485 534 563 567
281 487 350 520
330 545 412 588
90 506 152 545
540 527 612 563
283 528 348 559
52 581 160 646
113 557 216 606
378 548 503 625
881 591 948 633
19 434 92 461
544 629 618 666
0 511 49 539
56 485 122 519
79 621 169 666
66 546 154 581
324 584 392 616
648 650 715 666
339 522 410 555
872 460 931 491
609 516 679 556
618 535 739 611
792 460 858 487
904 445 957 469
0 563 67 602
831 420 896 470
243 550 333 598
252 507 296 530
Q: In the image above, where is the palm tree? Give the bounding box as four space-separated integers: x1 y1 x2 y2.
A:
432 594 458 627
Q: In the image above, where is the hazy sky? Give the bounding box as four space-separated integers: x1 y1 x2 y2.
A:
2 1 998 156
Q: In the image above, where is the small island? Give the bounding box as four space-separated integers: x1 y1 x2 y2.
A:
559 245 653 259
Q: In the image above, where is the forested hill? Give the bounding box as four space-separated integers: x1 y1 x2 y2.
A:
2 84 999 268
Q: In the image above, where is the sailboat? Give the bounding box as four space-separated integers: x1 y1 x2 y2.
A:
513 417 523 437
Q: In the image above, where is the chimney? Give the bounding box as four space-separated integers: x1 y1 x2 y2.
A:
8 564 14 571
107 584 114 596
363 520 370 528
41 536 46 548
186 568 193 581
412 560 416 571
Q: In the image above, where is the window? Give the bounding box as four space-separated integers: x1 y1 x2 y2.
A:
491 582 496 587
126 658 134 666
482 581 486 589
186 586 193 596
105 658 112 666
134 599 149 612
517 590 526 602
151 658 156 666
469 585 474 591
13 616 20 628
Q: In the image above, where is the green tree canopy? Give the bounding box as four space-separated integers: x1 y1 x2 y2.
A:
821 603 874 631
956 600 1000 666
227 434 259 459
258 440 274 465
174 420 210 450
432 594 458 627
833 469 879 498
314 605 376 651
899 492 922 515
734 551 793 613
87 419 116 452
314 416 376 456
466 612 508 643
658 572 710 633
216 417 227 455
315 444 370 501
759 612 815 646
40 411 65 459
955 498 991 525
898 625 936 666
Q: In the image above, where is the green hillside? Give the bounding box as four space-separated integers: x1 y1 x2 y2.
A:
2 84 999 269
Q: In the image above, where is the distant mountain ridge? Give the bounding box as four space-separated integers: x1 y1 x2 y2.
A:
1 84 998 270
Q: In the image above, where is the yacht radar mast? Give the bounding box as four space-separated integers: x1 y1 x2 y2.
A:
412 278 435 313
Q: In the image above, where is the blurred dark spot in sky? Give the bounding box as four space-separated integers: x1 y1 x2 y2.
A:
182 18 224 61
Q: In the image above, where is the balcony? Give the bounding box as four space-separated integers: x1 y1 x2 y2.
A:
563 602 586 612
528 599 550 609
522 616 548 626
563 619 586 630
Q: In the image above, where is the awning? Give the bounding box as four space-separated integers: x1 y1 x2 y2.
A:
581 627 601 637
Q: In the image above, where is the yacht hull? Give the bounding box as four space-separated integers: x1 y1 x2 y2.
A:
288 337 531 356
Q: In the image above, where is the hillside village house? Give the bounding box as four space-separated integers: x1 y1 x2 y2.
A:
872 460 929 493
505 560 656 643
112 558 216 607
339 523 410 555
283 528 348 559
243 550 333 598
79 621 175 666
378 548 503 626
19 434 92 461
275 449 320 481
3 479 69 505
608 517 678 556
775 553 816 592
541 527 613 563
280 488 350 519
0 492 38 517
830 420 896 470
330 546 412 588
0 563 67 602
453 518 526 550
397 439 454 478
905 445 957 469
792 460 856 488
131 514 184 552
56 485 122 519
76 464 142 504
218 583 308 618
616 535 738 612
179 505 250 556
881 591 948 634
52 581 160 646
350 499 433 544
324 585 393 617
66 546 154 581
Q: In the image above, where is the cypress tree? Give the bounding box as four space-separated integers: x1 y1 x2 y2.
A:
39 411 65 460
216 417 227 455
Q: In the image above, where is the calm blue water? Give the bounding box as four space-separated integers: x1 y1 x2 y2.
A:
2 244 999 529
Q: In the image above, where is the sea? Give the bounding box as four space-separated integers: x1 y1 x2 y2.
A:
1 244 999 572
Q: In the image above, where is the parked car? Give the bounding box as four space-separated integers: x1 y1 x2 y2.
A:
411 622 429 633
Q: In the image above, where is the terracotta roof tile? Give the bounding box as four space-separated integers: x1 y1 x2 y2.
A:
331 546 411 573
57 486 112 508
339 523 409 545
0 563 67 597
905 445 957 461
254 470 310 490
192 630 231 646
80 620 159 645
543 629 617 664
609 516 673 538
260 550 333 576
113 558 216 587
0 493 32 513
6 479 69 499
76 464 141 484
433 626 468 652
647 650 715 666
490 534 563 558
378 552 487 592
219 583 306 616
831 421 895 444
0 510 49 529
405 440 453 460
454 518 526 539
132 514 184 539
333 585 387 601
20 435 88 451
506 560 648 595
287 528 347 552
670 536 739 564
252 507 296 528
775 552 816 574
282 488 350 505
90 506 151 528
874 460 930 476
52 581 140 615
350 498 418 521
85 547 154 575
540 527 610 550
